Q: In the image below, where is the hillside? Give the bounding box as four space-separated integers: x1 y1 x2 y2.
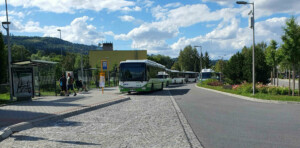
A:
3 36 97 55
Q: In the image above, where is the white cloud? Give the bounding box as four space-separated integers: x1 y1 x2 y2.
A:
0 0 137 13
4 16 105 45
203 0 236 6
171 17 288 59
0 11 25 18
119 15 135 22
114 4 244 57
139 0 154 8
44 16 104 44
204 0 300 18
164 2 182 8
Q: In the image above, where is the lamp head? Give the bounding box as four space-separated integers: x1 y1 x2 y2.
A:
236 1 248 4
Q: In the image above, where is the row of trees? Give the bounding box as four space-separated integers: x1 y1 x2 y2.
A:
0 32 90 84
222 16 300 96
222 42 271 85
171 45 211 71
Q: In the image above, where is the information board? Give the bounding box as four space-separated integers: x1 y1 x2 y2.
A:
99 72 105 88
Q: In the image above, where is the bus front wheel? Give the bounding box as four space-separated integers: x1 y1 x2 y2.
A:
160 83 164 90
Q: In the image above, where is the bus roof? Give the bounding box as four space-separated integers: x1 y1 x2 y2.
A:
201 69 214 73
158 71 169 75
184 71 199 74
120 59 166 69
170 70 179 73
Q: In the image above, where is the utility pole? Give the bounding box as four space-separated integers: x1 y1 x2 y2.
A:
57 29 63 74
81 49 84 81
236 1 255 95
194 45 202 84
2 0 13 101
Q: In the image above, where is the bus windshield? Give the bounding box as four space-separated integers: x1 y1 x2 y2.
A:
120 63 146 81
202 72 211 79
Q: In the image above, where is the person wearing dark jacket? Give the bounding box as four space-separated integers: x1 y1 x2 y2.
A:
59 74 67 96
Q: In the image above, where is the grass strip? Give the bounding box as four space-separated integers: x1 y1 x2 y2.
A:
197 83 300 102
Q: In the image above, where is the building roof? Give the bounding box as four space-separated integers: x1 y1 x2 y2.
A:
13 60 57 67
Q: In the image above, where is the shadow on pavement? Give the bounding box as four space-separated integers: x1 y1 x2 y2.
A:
11 135 101 146
167 84 187 88
12 96 86 107
36 120 82 128
0 110 52 128
126 88 190 96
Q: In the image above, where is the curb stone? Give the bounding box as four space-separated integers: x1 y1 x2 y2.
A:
167 90 203 148
195 84 300 105
0 96 130 142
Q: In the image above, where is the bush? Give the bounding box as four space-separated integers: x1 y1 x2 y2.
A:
208 81 223 86
279 87 289 95
256 83 268 94
241 83 253 93
202 79 219 86
268 87 279 95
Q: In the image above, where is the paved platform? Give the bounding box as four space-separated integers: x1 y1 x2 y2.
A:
0 88 124 129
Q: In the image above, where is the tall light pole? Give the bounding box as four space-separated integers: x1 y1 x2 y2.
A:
194 45 202 84
80 49 84 81
2 0 13 101
236 1 255 95
57 29 63 74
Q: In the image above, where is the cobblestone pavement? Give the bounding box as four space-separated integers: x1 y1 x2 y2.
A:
0 88 122 128
0 89 191 148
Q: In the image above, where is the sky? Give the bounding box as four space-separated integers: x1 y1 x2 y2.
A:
0 0 300 59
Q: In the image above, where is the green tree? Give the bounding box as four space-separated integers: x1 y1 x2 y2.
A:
11 44 31 62
0 33 7 83
224 43 271 85
203 51 211 69
241 43 271 84
178 45 200 71
223 52 244 84
214 59 226 73
281 16 300 96
265 40 284 85
147 54 174 69
171 61 181 71
62 52 76 71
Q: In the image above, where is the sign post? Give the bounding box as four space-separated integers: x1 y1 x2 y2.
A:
100 60 108 94
99 72 105 94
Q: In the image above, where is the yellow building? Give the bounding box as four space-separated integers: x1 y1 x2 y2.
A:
89 50 147 71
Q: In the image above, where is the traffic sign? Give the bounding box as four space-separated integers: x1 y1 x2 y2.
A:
101 60 108 71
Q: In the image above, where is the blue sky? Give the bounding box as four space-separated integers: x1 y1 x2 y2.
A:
0 0 300 59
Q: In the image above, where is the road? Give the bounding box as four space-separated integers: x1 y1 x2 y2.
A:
0 88 192 148
170 83 300 148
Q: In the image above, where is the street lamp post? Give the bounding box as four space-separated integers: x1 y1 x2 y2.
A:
2 0 13 101
194 45 202 84
57 29 63 74
236 1 255 95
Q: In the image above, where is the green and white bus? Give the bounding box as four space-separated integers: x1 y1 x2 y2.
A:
170 70 186 84
119 60 166 93
184 71 199 83
157 71 172 87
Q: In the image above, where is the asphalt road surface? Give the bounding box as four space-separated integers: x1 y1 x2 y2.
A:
170 83 300 148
